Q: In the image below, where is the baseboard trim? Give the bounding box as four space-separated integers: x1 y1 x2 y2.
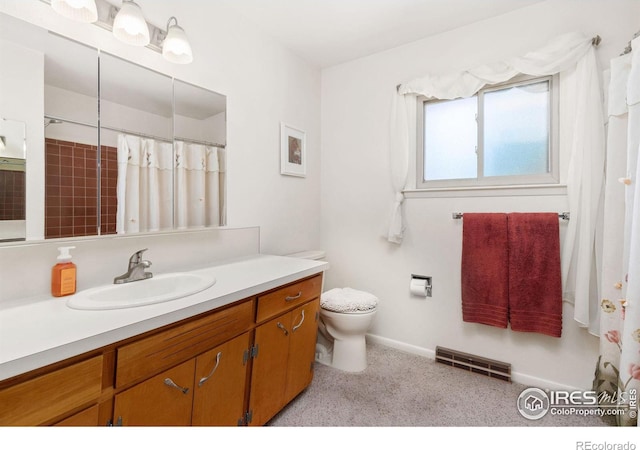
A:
366 333 436 359
365 333 583 392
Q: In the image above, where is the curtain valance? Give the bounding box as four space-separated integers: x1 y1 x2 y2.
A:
397 32 594 99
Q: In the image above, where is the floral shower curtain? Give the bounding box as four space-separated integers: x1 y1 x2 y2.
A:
116 134 173 234
595 36 640 427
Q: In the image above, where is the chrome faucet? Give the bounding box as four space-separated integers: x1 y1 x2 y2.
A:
114 248 153 284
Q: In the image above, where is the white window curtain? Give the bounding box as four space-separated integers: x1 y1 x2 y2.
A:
390 32 605 334
116 134 173 234
595 37 640 427
175 141 222 229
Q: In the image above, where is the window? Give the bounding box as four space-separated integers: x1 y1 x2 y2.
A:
417 76 558 189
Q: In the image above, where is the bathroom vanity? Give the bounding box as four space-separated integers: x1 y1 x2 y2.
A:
0 255 326 426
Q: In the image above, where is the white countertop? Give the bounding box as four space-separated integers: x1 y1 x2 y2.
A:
0 254 328 381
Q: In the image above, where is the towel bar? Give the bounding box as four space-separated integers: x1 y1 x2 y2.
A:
452 212 570 220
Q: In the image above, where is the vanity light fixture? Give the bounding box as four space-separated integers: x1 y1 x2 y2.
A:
112 0 150 47
162 17 193 64
51 0 98 23
45 0 193 63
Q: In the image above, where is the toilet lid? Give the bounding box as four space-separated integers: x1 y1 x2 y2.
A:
320 287 378 313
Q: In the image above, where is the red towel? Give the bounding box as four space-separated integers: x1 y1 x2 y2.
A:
507 213 563 337
461 213 509 328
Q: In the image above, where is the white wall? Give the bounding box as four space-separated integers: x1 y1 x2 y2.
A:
0 227 260 303
320 0 640 390
0 116 27 160
175 111 226 145
44 86 225 148
44 85 174 147
0 0 321 259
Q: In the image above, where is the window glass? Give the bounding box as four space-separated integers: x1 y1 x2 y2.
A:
423 97 477 181
418 76 556 189
483 81 550 177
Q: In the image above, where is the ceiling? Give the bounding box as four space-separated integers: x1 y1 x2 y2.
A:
219 0 546 68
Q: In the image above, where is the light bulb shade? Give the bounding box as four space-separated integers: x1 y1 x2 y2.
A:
51 0 98 23
163 24 193 64
112 1 150 46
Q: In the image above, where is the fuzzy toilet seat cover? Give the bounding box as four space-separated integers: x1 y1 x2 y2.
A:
320 287 378 313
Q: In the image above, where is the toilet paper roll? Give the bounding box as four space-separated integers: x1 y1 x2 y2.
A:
410 278 428 297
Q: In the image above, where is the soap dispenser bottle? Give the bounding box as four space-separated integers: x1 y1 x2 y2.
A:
52 246 77 297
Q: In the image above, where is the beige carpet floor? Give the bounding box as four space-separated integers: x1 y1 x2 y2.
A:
268 341 612 427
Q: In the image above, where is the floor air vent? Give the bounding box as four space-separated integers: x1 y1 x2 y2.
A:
435 346 511 382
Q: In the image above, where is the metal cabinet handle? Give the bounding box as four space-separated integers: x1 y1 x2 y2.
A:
108 416 123 426
285 291 302 302
292 310 305 332
198 351 222 387
164 377 189 394
277 322 289 336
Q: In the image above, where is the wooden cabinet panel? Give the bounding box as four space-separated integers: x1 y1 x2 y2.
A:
285 299 319 401
54 405 99 426
249 312 291 425
256 275 322 323
113 359 195 426
116 300 253 388
192 332 251 426
0 355 103 426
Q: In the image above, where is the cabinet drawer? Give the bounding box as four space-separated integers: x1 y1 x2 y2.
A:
116 300 253 388
0 355 103 426
256 275 322 323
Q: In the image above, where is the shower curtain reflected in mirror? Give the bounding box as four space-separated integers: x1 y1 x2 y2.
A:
116 134 173 234
116 135 223 235
174 141 221 229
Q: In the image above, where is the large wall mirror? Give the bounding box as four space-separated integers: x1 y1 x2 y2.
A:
0 13 226 243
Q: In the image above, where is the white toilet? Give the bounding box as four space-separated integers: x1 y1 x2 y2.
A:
287 250 378 372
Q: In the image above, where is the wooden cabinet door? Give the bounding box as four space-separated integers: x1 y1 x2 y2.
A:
54 405 100 426
113 359 195 426
248 312 292 426
192 332 251 426
285 299 319 402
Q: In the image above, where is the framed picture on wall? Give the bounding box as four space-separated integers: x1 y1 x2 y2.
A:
280 122 306 177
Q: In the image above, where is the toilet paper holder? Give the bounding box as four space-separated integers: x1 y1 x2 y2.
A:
411 274 432 297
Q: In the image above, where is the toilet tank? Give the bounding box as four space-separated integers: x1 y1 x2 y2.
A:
286 250 326 260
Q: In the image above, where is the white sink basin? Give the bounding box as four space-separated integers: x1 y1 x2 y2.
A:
66 272 216 310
